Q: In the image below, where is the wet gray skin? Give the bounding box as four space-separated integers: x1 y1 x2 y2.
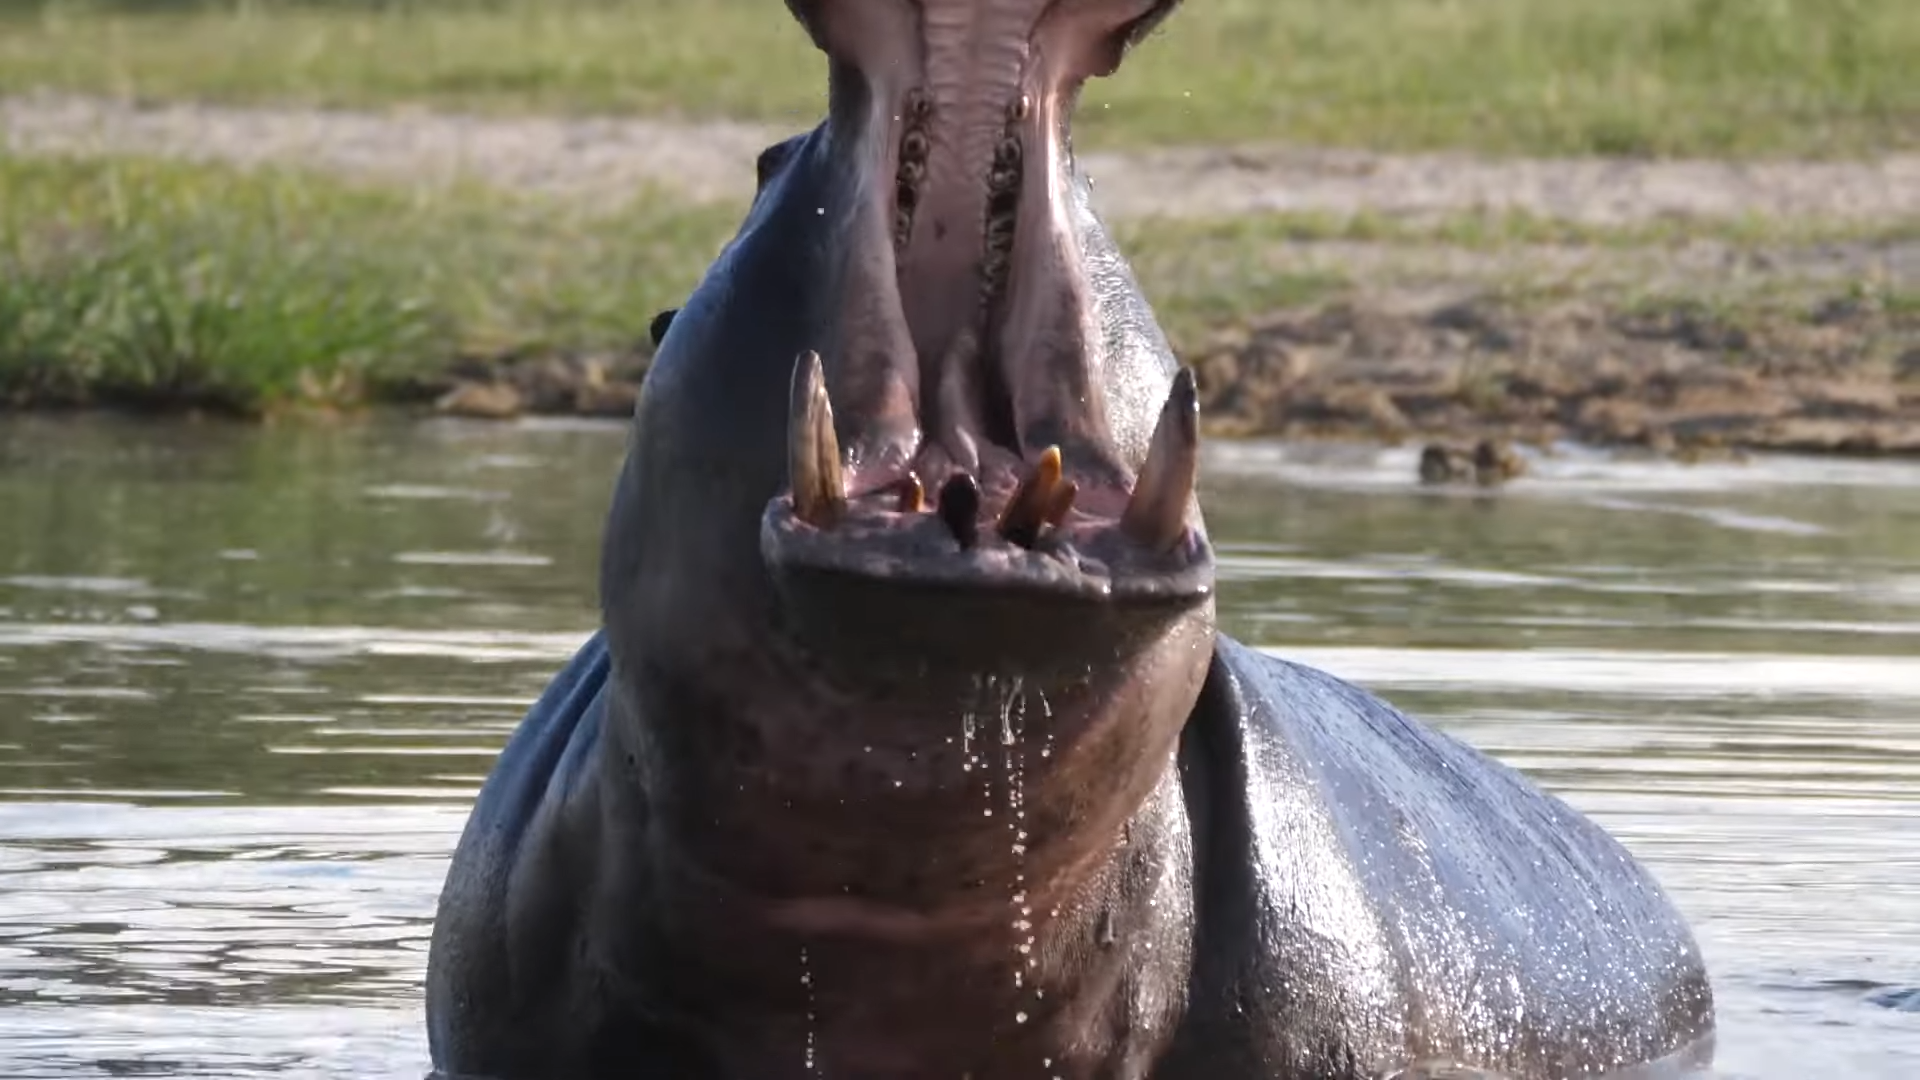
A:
423 1 1716 1076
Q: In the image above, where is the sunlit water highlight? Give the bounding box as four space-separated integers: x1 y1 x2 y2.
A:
1 416 1916 1078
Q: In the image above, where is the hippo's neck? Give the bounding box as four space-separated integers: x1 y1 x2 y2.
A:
600 701 1200 1077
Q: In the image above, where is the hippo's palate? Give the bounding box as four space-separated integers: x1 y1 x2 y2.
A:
763 349 1212 606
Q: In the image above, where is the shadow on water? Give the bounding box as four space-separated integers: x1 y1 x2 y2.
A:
0 416 1917 1077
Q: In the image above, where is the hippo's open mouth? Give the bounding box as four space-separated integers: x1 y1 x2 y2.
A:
759 0 1208 610
763 350 1210 604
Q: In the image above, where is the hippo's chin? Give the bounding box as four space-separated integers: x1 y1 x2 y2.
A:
761 543 1211 685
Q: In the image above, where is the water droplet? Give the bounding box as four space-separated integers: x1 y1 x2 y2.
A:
1015 1011 1029 1024
799 947 820 1076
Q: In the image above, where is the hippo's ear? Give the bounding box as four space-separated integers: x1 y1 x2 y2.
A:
649 309 678 349
755 135 807 193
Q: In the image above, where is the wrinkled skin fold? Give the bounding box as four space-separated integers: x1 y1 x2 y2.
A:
424 1 1715 1077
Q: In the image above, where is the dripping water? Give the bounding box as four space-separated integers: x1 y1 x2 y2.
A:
799 946 819 1076
995 678 1041 1026
961 675 979 769
979 674 996 818
1037 690 1055 760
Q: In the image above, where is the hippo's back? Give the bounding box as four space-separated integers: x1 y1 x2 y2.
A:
1167 636 1713 1079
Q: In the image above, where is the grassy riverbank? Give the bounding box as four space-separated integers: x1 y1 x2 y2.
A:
0 150 1357 414
0 154 738 412
3 151 1914 456
4 0 1918 157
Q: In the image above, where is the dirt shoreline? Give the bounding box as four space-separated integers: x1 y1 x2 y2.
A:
8 93 1920 224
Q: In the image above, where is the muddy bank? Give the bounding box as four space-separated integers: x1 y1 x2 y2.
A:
406 349 651 421
417 292 1920 458
1188 294 1920 457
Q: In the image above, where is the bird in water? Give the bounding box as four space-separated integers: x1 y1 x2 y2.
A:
1420 439 1526 486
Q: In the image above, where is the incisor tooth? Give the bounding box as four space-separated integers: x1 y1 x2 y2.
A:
937 472 982 550
997 445 1064 548
1120 368 1200 553
788 350 847 528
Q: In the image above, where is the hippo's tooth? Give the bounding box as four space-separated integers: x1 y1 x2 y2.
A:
936 471 982 551
1042 476 1078 530
789 350 847 528
895 471 926 514
1120 368 1200 554
996 445 1063 548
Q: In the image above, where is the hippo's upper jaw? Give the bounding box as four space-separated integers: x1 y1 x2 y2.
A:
758 0 1210 674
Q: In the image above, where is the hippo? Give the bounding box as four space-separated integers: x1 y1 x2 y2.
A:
423 1 1716 1076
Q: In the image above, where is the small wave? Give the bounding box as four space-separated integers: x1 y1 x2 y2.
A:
1262 645 1920 700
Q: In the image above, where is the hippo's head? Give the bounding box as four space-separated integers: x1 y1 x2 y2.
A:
602 0 1212 904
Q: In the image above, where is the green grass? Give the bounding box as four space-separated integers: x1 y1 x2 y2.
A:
1122 205 1920 256
1113 205 1920 343
3 0 1919 157
1114 217 1351 344
2 149 1908 416
0 153 739 413
0 150 1353 412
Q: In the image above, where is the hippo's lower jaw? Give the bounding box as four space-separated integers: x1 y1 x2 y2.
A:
761 349 1214 676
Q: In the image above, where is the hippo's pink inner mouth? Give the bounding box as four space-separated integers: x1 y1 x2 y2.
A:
760 0 1207 603
763 353 1209 602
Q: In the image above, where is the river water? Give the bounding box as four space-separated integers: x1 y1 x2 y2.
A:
0 415 1915 1078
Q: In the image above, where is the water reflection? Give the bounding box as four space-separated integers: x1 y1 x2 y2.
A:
0 417 1916 1078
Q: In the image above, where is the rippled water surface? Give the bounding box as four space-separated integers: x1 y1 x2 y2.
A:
1 416 1916 1078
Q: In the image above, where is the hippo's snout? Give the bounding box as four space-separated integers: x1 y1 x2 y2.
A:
760 0 1212 618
